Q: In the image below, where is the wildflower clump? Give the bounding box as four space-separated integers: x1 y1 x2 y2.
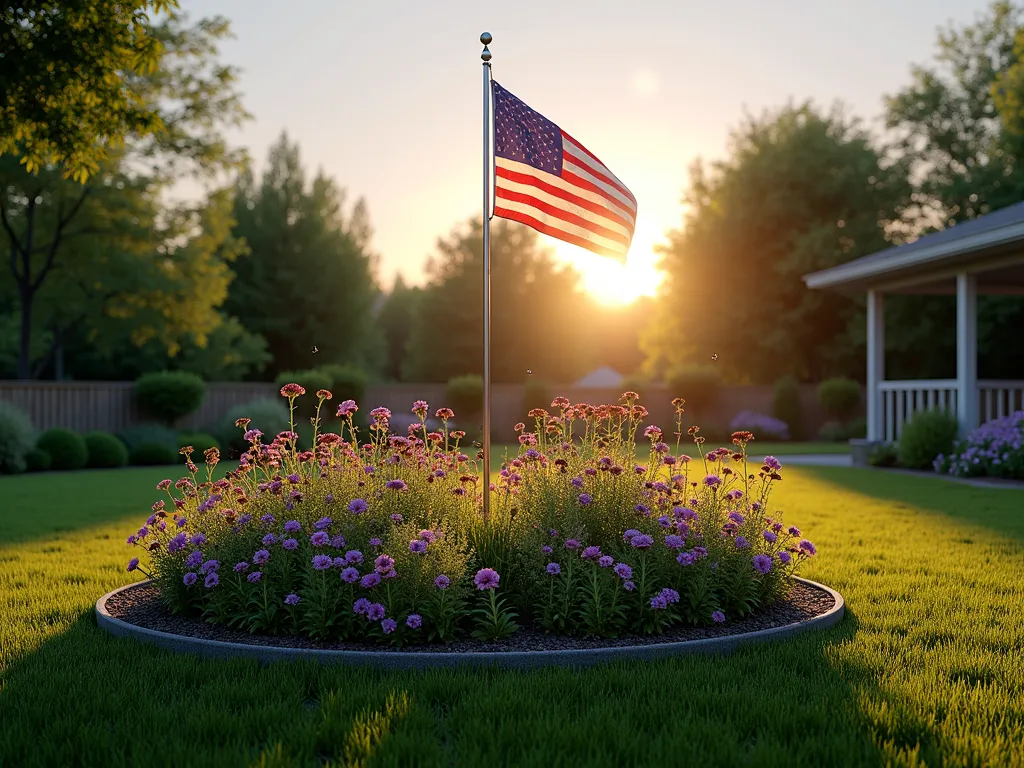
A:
935 411 1024 480
124 388 818 645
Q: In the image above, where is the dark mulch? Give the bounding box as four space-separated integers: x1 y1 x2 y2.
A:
103 580 836 654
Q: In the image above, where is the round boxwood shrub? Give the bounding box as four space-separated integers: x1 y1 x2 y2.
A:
85 432 129 468
24 447 52 472
446 374 483 421
36 428 88 471
117 423 179 454
818 378 862 422
130 442 179 466
772 375 803 441
666 365 721 416
177 432 220 454
316 363 368 403
134 371 207 426
898 409 960 470
0 401 35 474
523 377 551 415
275 369 333 423
220 397 291 457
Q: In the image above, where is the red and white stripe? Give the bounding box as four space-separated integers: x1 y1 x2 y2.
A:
493 131 637 261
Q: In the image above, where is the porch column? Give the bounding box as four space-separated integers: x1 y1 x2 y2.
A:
956 272 978 435
866 289 884 442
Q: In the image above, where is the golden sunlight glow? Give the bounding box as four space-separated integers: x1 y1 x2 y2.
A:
544 217 665 306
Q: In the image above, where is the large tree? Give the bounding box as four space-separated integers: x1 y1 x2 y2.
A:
642 103 908 384
377 275 422 381
0 12 249 380
402 218 597 384
1 1 177 182
224 133 381 377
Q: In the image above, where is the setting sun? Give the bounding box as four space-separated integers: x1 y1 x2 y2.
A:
544 217 666 305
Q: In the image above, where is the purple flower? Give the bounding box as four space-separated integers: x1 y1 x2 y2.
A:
247 571 262 583
204 572 219 588
287 473 300 484
409 539 427 554
675 507 698 521
337 399 358 417
342 551 363 566
331 534 346 548
341 567 360 583
244 428 263 442
564 539 581 550
630 534 654 550
262 533 277 546
434 574 450 590
185 550 203 568
704 475 721 488
712 610 726 623
728 512 745 524
282 538 299 551
310 531 330 547
693 546 708 559
541 545 553 554
763 530 778 544
369 538 382 547
571 476 584 488
578 493 593 505
778 550 792 565
381 618 397 634
385 480 408 491
315 517 333 530
799 539 817 556
634 504 651 516
285 593 300 605
127 558 139 572
581 545 602 560
764 456 782 471
406 614 422 629
623 529 641 543
190 533 207 547
253 549 270 565
200 559 219 574
677 551 696 566
284 520 301 533
734 536 750 549
183 572 198 586
474 568 500 590
260 514 275 525
348 498 368 515
360 572 382 589
598 555 614 568
353 598 371 615
660 588 680 604
614 562 633 580
657 515 672 528
126 534 137 545
546 562 561 575
788 526 801 536
375 554 395 573
312 555 333 570
664 534 685 550
233 561 250 573
650 594 668 609
753 554 772 574
367 603 386 621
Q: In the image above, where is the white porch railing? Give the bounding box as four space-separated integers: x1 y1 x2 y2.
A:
877 379 1024 442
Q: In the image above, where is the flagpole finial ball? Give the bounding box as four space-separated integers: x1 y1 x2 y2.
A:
481 46 492 62
480 32 492 45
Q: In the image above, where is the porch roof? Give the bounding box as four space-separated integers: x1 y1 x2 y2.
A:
803 201 1024 294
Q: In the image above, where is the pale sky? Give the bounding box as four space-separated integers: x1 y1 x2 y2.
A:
181 0 993 304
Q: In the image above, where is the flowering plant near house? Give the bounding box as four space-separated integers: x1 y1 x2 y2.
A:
124 386 817 645
934 411 1024 480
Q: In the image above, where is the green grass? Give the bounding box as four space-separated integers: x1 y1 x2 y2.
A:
2 465 1023 766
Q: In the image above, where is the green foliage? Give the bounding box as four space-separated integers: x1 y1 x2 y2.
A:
316 363 369 403
817 421 849 443
129 442 178 466
844 417 867 440
220 398 290 457
0 401 35 473
897 410 960 470
378 276 421 381
818 378 861 422
84 432 129 469
772 376 804 441
117 423 178 453
225 133 379 376
23 447 51 472
868 442 900 467
402 218 597 383
666 365 721 416
134 371 206 426
446 375 484 422
522 377 551 416
177 432 219 454
36 428 87 471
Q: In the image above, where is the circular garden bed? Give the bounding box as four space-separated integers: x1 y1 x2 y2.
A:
96 577 844 669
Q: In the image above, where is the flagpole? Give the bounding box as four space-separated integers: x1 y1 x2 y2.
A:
480 32 492 524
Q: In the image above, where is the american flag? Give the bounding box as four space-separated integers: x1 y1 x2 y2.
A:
491 81 637 263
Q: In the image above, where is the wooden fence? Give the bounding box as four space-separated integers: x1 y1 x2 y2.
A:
0 380 847 441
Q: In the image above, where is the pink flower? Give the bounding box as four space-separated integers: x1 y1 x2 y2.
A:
474 568 500 590
280 383 305 398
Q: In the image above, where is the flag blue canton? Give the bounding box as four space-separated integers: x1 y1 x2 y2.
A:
492 82 563 176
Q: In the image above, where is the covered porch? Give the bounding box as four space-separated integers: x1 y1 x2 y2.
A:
804 201 1024 443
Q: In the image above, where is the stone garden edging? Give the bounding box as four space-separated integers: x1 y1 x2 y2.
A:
95 577 845 670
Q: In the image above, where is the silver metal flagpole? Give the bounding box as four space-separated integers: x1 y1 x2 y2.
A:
480 32 493 523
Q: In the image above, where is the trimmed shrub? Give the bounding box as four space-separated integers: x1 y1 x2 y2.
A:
37 428 88 471
666 365 721 416
817 421 847 443
818 378 862 422
844 417 867 440
729 411 789 441
177 432 220 454
130 443 178 466
220 397 291 457
772 376 803 441
446 375 484 422
85 432 129 468
117 424 179 454
135 371 206 426
316 363 368 403
869 442 899 467
24 447 52 472
897 409 959 470
0 401 35 474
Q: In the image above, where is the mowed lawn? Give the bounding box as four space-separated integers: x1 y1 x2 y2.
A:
1 463 1023 767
